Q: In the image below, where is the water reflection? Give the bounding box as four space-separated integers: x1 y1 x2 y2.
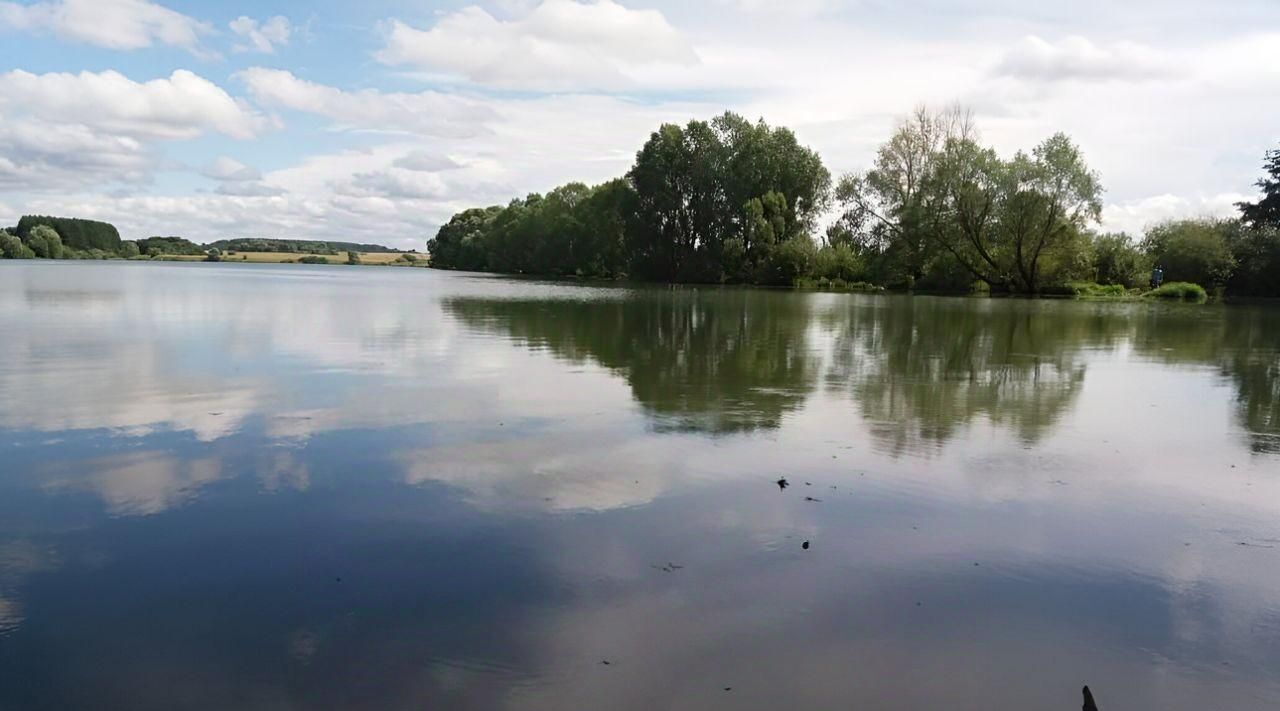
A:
2 263 1280 709
444 290 819 434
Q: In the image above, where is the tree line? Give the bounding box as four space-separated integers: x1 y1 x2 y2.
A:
429 108 1280 297
0 221 405 262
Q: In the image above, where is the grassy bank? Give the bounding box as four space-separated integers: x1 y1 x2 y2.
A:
150 251 425 266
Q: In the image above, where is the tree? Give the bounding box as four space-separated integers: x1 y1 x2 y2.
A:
917 132 1102 292
834 105 974 286
119 241 141 258
205 248 222 262
1090 232 1149 287
1141 218 1236 286
1238 146 1280 229
346 250 360 265
626 112 830 283
0 231 35 259
25 224 63 259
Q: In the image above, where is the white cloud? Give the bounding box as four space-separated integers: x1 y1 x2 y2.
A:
229 14 291 54
994 35 1180 83
0 69 267 191
718 0 846 16
0 69 268 140
0 0 211 54
344 170 449 200
377 0 698 91
237 68 496 137
203 156 261 182
393 151 463 172
1101 193 1248 236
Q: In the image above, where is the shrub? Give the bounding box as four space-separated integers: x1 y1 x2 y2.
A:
25 224 64 259
0 231 35 259
119 241 140 258
1145 281 1208 301
299 255 329 264
205 248 222 262
346 251 361 265
1141 219 1236 286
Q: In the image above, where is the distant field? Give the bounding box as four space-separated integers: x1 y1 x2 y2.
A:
154 251 424 265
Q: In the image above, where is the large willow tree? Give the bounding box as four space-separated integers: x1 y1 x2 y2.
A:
838 107 1102 293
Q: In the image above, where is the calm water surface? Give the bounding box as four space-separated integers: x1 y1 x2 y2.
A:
1 261 1279 710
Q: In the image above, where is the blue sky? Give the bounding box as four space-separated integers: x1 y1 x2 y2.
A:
1 0 1278 249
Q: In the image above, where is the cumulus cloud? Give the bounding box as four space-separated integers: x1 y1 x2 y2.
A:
203 156 261 182
0 69 268 140
343 170 449 200
1101 193 1248 235
236 68 496 137
376 0 699 91
994 35 1180 83
393 151 463 172
229 14 291 54
0 70 266 192
0 0 211 54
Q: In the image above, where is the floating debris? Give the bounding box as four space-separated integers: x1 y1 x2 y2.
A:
776 478 789 490
723 687 733 692
601 660 611 666
805 497 823 502
802 541 810 550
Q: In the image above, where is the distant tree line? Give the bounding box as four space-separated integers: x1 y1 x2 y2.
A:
0 219 403 263
207 238 398 254
429 108 1280 297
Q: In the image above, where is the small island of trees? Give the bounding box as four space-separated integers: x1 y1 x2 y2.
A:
429 108 1280 299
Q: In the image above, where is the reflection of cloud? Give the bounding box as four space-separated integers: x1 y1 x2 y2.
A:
45 451 222 517
401 430 692 513
0 596 21 636
259 450 309 492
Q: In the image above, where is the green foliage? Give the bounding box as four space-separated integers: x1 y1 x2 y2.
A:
137 236 204 256
208 238 396 254
119 241 141 259
1145 281 1208 301
0 231 35 259
298 255 330 264
1141 218 1236 286
1090 232 1150 287
205 248 222 262
1224 226 1280 297
430 113 830 286
626 113 830 282
24 224 64 259
346 251 360 265
1237 146 1280 229
836 108 1102 293
17 215 120 252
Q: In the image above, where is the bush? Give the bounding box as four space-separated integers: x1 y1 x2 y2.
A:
25 224 64 259
1090 232 1150 287
346 250 361 265
299 255 329 264
1145 281 1208 301
205 248 222 262
119 241 140 258
0 231 35 259
1141 219 1236 287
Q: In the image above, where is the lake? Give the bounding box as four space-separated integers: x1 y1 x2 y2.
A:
1 261 1279 710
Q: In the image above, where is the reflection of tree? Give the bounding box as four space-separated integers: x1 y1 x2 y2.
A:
821 299 1121 455
447 288 1280 454
444 290 818 434
1129 306 1280 455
